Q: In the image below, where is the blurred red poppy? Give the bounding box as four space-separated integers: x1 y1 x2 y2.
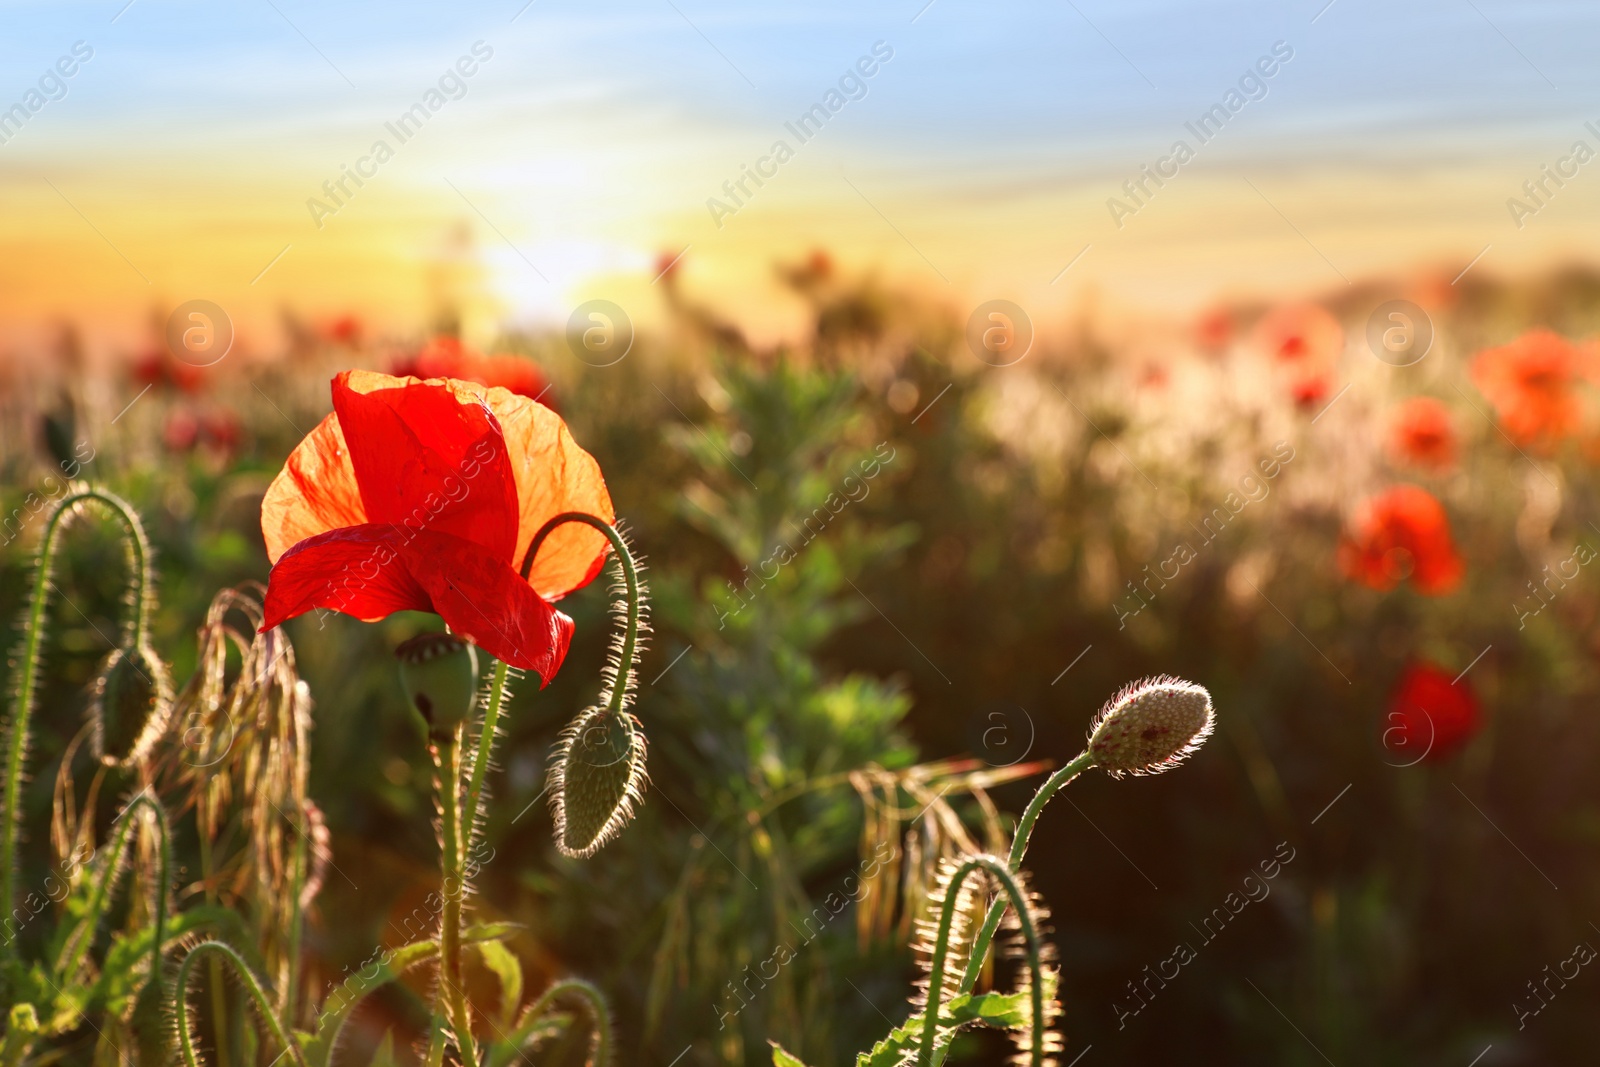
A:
393 337 553 406
1469 329 1591 449
1255 304 1343 364
259 369 613 680
1383 662 1481 762
132 346 206 394
1390 397 1456 471
1290 373 1332 411
1339 484 1464 595
1192 307 1234 354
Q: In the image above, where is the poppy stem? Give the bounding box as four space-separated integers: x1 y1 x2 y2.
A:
955 749 1095 996
1 487 150 962
918 856 1047 1067
520 513 642 715
463 657 510 869
434 726 479 1067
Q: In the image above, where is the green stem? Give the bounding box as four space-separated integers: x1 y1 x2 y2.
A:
918 857 1045 1067
52 791 169 991
956 750 1095 995
519 513 640 715
282 805 309 1024
197 829 231 1067
463 659 510 862
435 727 478 1067
514 978 611 1067
1 489 149 952
175 941 307 1067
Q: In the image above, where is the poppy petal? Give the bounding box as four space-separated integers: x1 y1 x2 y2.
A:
262 523 574 683
453 381 615 599
260 413 367 564
332 370 521 563
261 524 432 626
402 529 575 683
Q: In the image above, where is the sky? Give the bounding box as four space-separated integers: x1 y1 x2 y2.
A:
1 0 1597 351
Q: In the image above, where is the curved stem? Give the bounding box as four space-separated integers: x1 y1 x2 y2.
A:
176 941 307 1067
919 857 1045 1067
957 750 1094 995
519 513 640 715
1 489 149 949
516 978 612 1067
52 791 169 991
435 727 478 1067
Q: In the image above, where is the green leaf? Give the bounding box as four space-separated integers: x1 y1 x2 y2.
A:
462 921 523 944
474 939 523 1029
364 1031 400 1067
769 1041 812 1067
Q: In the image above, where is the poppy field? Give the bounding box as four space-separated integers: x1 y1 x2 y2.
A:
3 262 1600 1066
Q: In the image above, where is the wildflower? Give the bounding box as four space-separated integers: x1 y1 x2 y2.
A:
1470 328 1592 449
1390 397 1457 471
1338 484 1464 595
1290 372 1332 411
1255 303 1343 364
1087 676 1215 777
259 369 612 680
393 336 553 404
1384 661 1481 761
1193 307 1234 354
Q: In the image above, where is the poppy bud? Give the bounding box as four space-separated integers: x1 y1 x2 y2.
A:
90 642 174 768
1087 676 1214 778
550 705 647 858
396 633 480 737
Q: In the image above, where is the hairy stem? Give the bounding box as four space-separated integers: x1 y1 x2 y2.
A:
518 978 612 1067
52 791 169 991
463 659 510 862
519 513 640 714
957 750 1094 995
1 489 149 950
175 941 307 1067
435 727 478 1067
919 857 1046 1067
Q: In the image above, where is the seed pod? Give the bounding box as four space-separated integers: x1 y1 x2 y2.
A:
549 705 648 858
396 632 480 736
90 642 174 768
1087 675 1214 778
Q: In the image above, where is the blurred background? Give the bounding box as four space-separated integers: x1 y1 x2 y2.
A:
5 1 1600 1064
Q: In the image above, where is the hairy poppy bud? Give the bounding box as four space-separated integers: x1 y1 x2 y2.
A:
1087 676 1214 778
396 633 480 736
550 705 647 858
90 642 174 768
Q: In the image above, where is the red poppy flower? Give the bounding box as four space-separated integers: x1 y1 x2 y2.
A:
1470 329 1592 449
1338 484 1464 596
394 337 553 406
1383 662 1481 762
1290 373 1332 411
259 370 612 681
132 346 206 394
1389 397 1456 471
1254 304 1343 364
1192 307 1234 354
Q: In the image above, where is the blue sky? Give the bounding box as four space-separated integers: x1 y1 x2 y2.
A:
2 0 1597 342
